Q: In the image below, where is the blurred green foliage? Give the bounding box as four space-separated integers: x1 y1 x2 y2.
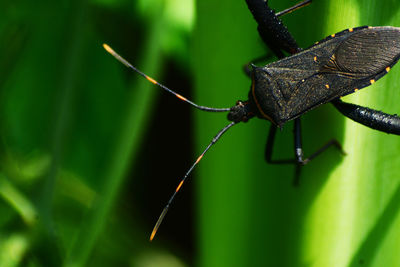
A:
1 0 192 266
1 0 400 266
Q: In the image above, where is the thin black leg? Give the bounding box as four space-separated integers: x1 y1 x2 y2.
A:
292 118 303 185
292 119 345 185
293 119 345 165
332 99 400 135
265 124 294 164
265 118 345 185
294 118 304 162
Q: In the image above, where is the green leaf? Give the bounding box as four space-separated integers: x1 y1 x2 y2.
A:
194 0 400 266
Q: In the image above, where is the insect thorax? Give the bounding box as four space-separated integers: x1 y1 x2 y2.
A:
249 67 287 126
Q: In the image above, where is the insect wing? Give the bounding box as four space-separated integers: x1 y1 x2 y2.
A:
295 27 400 119
255 27 400 123
322 27 400 77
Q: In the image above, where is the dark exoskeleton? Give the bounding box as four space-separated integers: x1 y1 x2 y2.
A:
228 0 400 184
104 0 400 240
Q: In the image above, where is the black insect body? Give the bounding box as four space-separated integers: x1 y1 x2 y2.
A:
104 0 400 240
236 26 400 128
244 0 400 183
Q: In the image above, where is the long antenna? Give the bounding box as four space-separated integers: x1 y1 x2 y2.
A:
149 121 237 241
103 44 231 112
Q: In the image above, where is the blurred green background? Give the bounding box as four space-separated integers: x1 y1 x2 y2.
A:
1 0 400 266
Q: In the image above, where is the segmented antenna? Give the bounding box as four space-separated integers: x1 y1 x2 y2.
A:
103 43 238 240
149 121 237 241
103 44 231 112
276 0 312 17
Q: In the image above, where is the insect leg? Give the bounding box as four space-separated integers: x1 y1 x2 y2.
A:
332 99 400 135
265 118 344 164
292 118 306 185
264 120 303 185
265 118 344 185
264 119 316 165
245 0 307 56
264 124 295 164
245 1 309 80
293 118 346 185
294 118 345 164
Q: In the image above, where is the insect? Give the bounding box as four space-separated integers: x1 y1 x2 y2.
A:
104 0 400 240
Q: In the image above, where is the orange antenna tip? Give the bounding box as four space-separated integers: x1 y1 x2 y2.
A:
103 43 132 68
148 122 236 239
149 206 170 241
102 44 230 112
103 43 114 54
149 230 156 241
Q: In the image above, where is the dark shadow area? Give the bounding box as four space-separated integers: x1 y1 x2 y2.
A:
126 59 195 262
94 3 196 263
